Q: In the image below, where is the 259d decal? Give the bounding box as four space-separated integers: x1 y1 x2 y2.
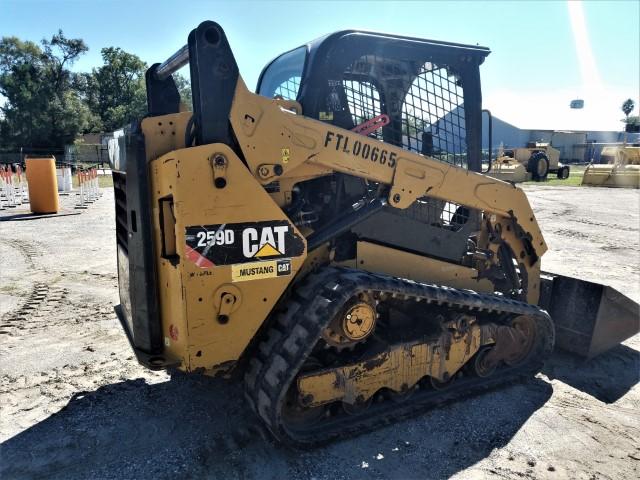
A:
185 220 305 268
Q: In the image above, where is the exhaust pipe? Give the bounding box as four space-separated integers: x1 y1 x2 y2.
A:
539 272 640 359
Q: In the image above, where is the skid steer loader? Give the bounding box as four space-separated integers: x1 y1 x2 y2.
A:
109 21 639 445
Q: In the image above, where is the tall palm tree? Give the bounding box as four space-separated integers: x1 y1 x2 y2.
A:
622 98 635 121
621 99 635 143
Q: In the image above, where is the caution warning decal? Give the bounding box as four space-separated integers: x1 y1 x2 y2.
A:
185 220 305 267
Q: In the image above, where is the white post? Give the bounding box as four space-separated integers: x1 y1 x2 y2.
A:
6 169 16 208
95 168 101 198
90 168 97 201
18 165 28 203
84 170 91 203
75 170 87 209
89 169 95 202
82 170 89 204
0 167 6 210
13 167 22 206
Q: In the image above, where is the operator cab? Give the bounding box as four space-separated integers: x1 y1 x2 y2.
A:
257 30 490 172
258 31 491 265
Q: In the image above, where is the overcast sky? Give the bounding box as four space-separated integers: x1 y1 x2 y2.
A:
2 0 639 131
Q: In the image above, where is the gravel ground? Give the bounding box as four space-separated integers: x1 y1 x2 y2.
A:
0 185 638 480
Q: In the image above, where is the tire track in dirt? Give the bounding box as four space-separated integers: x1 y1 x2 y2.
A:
0 359 268 480
0 283 69 336
0 238 44 269
570 217 639 232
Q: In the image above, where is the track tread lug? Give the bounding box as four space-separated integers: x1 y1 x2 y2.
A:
264 354 288 388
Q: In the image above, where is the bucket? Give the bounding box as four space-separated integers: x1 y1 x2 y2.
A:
25 156 59 214
56 167 73 192
581 164 640 188
539 272 640 358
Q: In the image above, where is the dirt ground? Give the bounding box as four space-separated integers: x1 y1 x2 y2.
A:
0 185 638 480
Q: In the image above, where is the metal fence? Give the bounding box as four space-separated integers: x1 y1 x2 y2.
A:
0 148 65 166
0 143 109 168
64 144 109 166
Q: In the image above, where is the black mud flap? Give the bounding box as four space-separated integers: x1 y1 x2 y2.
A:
539 272 640 359
115 304 179 370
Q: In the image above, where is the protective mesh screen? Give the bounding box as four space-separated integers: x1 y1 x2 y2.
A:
402 64 466 167
340 56 474 228
342 80 383 140
397 197 471 231
341 58 467 168
273 76 301 101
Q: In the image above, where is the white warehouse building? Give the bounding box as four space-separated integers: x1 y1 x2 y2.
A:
481 115 640 163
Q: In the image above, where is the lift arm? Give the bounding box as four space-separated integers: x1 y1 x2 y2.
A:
228 78 547 303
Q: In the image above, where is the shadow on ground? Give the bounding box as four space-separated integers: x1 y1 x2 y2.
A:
544 344 640 403
0 211 81 222
1 373 553 480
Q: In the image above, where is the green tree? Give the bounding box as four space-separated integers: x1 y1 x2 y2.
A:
0 32 95 148
0 37 41 70
86 47 147 132
174 73 192 111
42 32 97 143
1 33 194 147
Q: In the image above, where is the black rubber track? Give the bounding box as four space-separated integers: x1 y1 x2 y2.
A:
244 267 555 447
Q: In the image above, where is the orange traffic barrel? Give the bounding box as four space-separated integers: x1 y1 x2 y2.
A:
25 156 59 214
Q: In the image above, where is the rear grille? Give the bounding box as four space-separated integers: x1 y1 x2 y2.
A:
113 172 128 252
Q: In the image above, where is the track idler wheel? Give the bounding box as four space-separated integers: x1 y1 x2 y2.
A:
472 347 497 378
503 316 537 366
482 315 539 369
